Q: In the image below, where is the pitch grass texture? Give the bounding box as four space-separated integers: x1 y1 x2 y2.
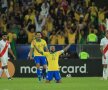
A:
0 77 108 90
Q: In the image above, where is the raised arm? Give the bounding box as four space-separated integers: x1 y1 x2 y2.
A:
41 16 47 27
63 44 71 52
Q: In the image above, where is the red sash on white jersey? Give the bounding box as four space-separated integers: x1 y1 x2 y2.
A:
0 41 9 57
103 44 108 59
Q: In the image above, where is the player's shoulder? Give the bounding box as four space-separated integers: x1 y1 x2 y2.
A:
0 40 2 44
44 52 50 55
0 40 4 43
41 39 46 42
55 50 61 54
0 40 2 42
101 37 107 41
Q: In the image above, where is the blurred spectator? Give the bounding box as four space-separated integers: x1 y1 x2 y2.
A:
40 0 50 17
0 0 107 45
24 24 35 43
17 29 28 44
35 15 47 32
1 0 8 13
60 0 69 14
46 16 53 33
56 30 65 45
34 0 43 12
24 8 35 24
78 30 86 44
42 25 48 43
0 14 7 32
67 28 77 44
7 29 17 58
8 0 14 14
10 23 20 36
49 30 57 45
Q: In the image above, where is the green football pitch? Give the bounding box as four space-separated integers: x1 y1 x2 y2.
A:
0 77 108 90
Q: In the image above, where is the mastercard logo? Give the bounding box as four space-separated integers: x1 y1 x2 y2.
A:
0 61 15 78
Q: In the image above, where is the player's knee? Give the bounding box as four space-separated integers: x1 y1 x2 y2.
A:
36 64 40 68
2 66 7 69
43 65 47 69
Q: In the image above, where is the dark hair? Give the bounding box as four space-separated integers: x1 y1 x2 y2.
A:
36 32 42 34
2 32 7 36
28 24 35 31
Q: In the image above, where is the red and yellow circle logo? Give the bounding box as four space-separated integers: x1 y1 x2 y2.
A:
0 61 15 78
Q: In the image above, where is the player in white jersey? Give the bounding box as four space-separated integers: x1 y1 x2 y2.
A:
0 32 16 80
100 30 108 80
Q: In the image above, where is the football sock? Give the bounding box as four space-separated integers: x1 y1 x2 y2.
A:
0 68 3 77
103 68 107 79
4 69 10 78
42 69 46 79
106 67 108 78
37 68 41 81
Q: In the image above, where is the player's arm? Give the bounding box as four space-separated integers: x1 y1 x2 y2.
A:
100 39 104 55
63 44 71 52
44 46 49 52
58 44 71 55
8 48 16 60
44 40 49 52
100 39 106 59
100 45 104 55
29 47 34 60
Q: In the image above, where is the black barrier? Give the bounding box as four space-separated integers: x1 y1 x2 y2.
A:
11 59 103 77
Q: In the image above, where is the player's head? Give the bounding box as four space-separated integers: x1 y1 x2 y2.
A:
36 32 42 40
105 30 108 38
2 32 8 41
50 46 55 52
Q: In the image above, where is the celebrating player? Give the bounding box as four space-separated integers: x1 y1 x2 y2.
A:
29 32 49 81
34 44 71 83
0 32 16 80
100 30 108 80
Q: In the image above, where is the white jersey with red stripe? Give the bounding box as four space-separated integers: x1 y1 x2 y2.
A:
100 37 108 64
0 40 10 66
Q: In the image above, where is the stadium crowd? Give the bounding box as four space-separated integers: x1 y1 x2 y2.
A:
0 0 108 55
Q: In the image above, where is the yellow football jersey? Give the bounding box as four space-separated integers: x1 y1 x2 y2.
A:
31 39 47 56
43 51 63 71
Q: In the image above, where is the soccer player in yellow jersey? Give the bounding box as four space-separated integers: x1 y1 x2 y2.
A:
35 44 71 83
29 32 49 81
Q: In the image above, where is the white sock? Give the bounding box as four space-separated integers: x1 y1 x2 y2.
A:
4 69 10 78
103 68 107 79
0 68 3 77
106 67 108 78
